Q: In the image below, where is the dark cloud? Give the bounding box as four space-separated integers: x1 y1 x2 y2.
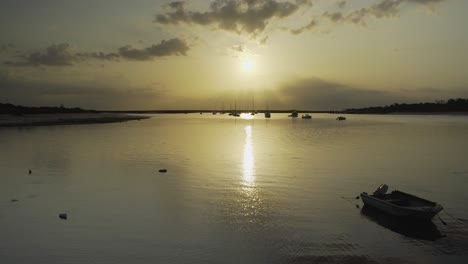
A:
0 71 165 110
155 0 309 36
274 77 467 110
4 43 75 66
76 52 120 61
4 38 190 66
118 38 189 60
288 19 318 35
324 0 447 26
337 1 347 9
276 78 398 110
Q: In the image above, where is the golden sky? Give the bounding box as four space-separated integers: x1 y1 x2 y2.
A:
1 0 467 110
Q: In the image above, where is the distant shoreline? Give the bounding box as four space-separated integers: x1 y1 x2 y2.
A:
105 110 468 116
0 113 149 128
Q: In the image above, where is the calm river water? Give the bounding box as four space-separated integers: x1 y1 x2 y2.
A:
1 114 468 264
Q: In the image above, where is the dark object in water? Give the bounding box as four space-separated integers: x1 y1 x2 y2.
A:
361 205 444 241
59 213 68 220
11 199 19 202
301 114 312 119
336 116 346 121
158 169 167 173
28 169 32 174
288 111 298 118
360 184 443 220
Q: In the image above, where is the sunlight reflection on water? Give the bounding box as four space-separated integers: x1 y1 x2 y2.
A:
242 125 255 188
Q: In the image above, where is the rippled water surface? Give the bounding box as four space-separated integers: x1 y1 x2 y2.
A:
1 114 468 263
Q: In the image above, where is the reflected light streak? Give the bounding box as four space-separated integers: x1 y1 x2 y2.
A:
242 125 255 187
240 113 255 120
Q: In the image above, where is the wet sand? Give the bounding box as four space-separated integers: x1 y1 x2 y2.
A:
0 113 149 127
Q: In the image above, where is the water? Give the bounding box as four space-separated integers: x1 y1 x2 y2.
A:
1 114 468 264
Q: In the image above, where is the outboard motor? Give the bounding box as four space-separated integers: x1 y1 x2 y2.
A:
373 184 388 197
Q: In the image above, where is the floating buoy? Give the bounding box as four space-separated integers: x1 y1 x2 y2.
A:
158 169 167 173
59 213 68 220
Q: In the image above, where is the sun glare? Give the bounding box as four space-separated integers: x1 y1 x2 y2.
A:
240 113 255 120
242 59 255 73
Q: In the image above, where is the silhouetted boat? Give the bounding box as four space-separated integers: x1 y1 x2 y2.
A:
336 116 346 121
302 114 312 119
288 111 298 118
264 112 271 118
360 184 443 220
361 205 443 241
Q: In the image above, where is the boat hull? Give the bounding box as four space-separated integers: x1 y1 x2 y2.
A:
360 193 442 220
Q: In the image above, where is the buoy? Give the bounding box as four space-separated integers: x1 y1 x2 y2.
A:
158 169 167 173
59 213 68 220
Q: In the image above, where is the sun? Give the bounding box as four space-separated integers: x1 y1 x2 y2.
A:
242 59 255 73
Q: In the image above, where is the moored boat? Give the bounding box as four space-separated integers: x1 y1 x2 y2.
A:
288 111 298 118
302 114 312 119
360 184 443 220
336 116 346 121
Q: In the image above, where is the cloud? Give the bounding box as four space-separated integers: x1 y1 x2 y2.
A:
275 78 398 110
337 1 347 9
4 43 75 66
155 0 310 36
287 19 319 35
323 0 447 26
0 71 165 110
155 0 447 36
4 38 190 66
117 38 189 60
273 77 467 110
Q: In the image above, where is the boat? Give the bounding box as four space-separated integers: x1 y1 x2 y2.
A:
336 116 346 121
264 101 271 118
360 184 443 220
302 114 312 119
288 111 298 118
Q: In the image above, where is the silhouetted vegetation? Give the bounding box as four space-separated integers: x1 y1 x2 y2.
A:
345 98 468 114
0 102 96 115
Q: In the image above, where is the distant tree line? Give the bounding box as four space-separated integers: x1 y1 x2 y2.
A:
344 98 468 114
0 102 96 115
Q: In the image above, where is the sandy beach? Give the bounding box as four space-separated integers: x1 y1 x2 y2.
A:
0 113 149 127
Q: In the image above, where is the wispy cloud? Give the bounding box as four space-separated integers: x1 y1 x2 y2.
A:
157 0 447 36
4 38 190 67
323 0 446 26
155 0 311 36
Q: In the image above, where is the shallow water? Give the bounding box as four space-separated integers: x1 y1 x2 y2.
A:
1 113 468 264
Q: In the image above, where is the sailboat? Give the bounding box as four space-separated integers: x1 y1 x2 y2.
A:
250 96 256 116
264 100 271 118
230 100 240 117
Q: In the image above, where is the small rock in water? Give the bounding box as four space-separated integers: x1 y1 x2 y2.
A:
158 169 167 173
11 199 19 202
59 213 68 220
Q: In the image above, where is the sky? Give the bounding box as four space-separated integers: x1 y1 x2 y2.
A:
0 0 467 110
